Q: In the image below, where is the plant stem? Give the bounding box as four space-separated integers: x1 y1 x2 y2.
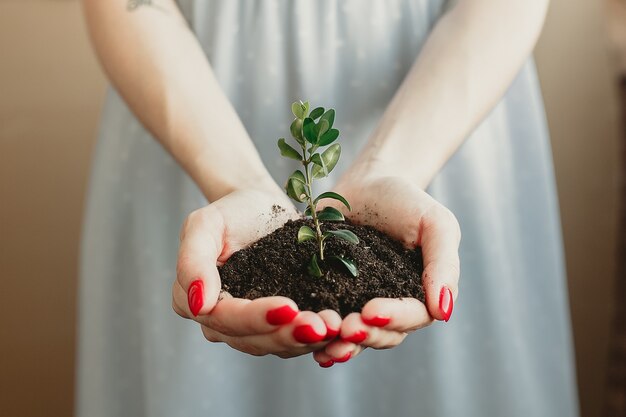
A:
302 145 325 260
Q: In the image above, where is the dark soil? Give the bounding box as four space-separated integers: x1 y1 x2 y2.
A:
219 218 424 317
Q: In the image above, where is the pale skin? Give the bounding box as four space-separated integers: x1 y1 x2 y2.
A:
82 0 549 364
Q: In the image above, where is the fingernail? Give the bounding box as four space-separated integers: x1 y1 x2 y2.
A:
188 280 204 317
293 325 325 344
324 326 339 341
342 330 367 344
319 360 335 368
333 352 351 363
266 305 298 325
362 316 390 327
439 286 453 322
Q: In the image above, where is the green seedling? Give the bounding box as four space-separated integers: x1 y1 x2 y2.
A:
278 100 359 278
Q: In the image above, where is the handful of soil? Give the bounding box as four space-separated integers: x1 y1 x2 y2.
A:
219 218 425 317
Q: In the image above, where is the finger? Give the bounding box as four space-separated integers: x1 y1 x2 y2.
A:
176 206 225 316
200 311 328 357
318 309 342 341
323 339 366 362
200 325 271 357
339 312 408 350
172 281 189 318
313 350 335 368
339 312 370 344
195 296 299 337
211 310 329 354
201 324 323 358
273 310 328 347
361 297 433 332
418 205 461 322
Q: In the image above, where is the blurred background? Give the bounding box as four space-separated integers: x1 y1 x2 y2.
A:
0 0 624 416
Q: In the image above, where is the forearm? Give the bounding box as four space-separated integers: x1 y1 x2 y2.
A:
82 0 277 201
343 0 549 188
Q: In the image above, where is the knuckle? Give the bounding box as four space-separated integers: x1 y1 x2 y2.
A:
205 318 235 336
201 326 223 343
175 254 193 281
231 341 269 357
179 217 189 242
172 299 188 318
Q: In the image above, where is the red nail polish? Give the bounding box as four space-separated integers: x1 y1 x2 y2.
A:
188 280 204 317
334 352 351 363
342 330 367 344
439 286 453 322
324 327 339 341
266 305 298 325
362 316 390 327
293 325 325 344
319 360 334 368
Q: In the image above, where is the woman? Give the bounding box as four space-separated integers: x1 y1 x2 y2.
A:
77 0 579 416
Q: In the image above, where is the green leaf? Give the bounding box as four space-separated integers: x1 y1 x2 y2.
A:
314 191 351 211
320 109 335 129
291 101 305 119
325 229 359 244
297 225 316 242
309 107 325 120
289 169 306 184
311 144 341 178
278 138 302 160
330 255 358 277
317 206 345 221
304 206 312 217
315 119 330 139
303 117 317 144
290 119 305 146
308 253 323 277
310 153 328 177
286 170 307 202
317 128 339 146
302 101 310 117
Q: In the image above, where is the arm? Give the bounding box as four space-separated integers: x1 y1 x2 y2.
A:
83 0 341 357
82 0 279 201
342 0 550 188
316 0 548 365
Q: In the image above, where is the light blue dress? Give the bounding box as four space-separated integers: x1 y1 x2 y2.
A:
76 1 580 416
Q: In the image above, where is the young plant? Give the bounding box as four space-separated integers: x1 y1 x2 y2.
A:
277 100 359 278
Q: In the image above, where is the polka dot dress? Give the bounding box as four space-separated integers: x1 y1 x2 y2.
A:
76 1 579 416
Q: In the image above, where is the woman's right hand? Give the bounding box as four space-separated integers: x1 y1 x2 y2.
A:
172 189 342 358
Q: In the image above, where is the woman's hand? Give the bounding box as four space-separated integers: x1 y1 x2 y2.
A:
312 175 461 366
172 189 342 358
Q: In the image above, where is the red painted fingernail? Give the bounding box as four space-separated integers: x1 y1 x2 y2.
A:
319 360 335 368
324 326 339 341
342 330 367 344
362 316 390 327
293 325 325 344
266 305 298 325
334 352 351 363
188 280 204 317
439 286 454 322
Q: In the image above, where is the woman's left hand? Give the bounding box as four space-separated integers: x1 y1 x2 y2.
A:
312 175 461 367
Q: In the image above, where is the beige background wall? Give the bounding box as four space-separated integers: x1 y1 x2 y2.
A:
0 1 620 416
534 1 621 416
0 1 105 416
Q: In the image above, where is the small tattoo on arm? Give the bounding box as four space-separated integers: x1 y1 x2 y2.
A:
127 0 166 12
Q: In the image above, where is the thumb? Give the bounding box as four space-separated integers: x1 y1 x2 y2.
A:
174 206 225 317
418 205 461 322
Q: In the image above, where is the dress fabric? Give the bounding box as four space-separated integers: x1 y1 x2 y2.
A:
76 1 580 416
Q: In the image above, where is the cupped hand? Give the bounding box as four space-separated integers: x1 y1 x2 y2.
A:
313 175 461 366
172 188 342 358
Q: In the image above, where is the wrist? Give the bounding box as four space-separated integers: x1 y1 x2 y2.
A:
196 168 282 202
338 156 431 191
